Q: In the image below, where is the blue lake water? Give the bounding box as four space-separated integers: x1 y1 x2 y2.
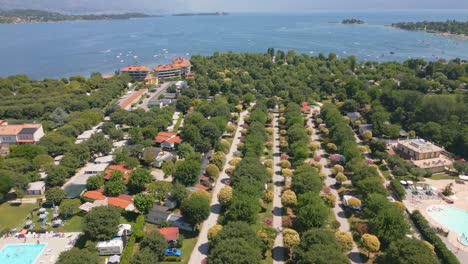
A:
1 10 468 79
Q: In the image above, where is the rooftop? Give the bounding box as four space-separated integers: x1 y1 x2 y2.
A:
159 227 179 241
83 189 106 201
27 181 45 190
155 132 177 143
412 155 453 169
398 139 444 153
0 124 41 136
119 89 148 110
154 57 190 72
120 65 150 72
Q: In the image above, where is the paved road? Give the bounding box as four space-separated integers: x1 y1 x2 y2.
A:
309 106 364 264
188 110 248 264
138 81 174 111
272 113 286 263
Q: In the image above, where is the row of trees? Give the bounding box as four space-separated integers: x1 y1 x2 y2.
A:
321 103 442 263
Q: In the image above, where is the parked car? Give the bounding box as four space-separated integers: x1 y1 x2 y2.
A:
165 248 182 257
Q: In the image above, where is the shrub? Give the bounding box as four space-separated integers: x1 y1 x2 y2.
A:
332 164 344 174
263 159 273 168
280 160 291 169
282 169 293 177
335 231 354 252
411 211 459 264
225 166 235 175
206 164 220 179
321 193 336 208
120 236 136 264
262 190 273 203
391 179 406 199
230 157 242 166
281 190 298 207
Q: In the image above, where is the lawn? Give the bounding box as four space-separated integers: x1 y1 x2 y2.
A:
0 202 36 230
429 173 455 180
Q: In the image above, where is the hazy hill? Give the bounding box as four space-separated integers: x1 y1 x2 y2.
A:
0 0 186 14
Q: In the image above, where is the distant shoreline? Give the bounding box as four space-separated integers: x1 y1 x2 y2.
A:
389 25 468 39
172 12 228 17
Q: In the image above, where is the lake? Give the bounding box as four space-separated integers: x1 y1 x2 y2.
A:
1 10 468 79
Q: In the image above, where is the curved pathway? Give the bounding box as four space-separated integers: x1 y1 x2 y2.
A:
309 105 364 264
188 110 248 264
272 113 286 263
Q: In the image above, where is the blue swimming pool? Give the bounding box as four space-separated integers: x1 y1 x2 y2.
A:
0 244 46 264
428 206 468 245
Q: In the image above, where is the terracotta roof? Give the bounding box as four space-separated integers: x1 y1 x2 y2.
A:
385 149 396 156
200 175 210 181
102 74 114 79
120 65 150 72
119 89 147 110
195 184 209 191
301 102 310 111
158 227 179 241
117 194 133 201
16 139 34 143
104 165 132 182
83 189 106 201
0 124 41 136
108 197 132 209
185 72 195 79
154 57 190 72
166 136 182 144
155 132 177 143
144 75 157 80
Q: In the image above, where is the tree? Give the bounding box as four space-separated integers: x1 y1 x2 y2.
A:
104 179 127 197
347 197 362 208
283 228 300 251
362 130 373 140
335 172 348 183
147 181 172 202
59 199 81 218
295 194 329 231
171 183 189 205
293 228 349 264
86 175 103 190
280 160 292 169
218 185 233 207
128 168 152 193
180 195 210 229
370 206 409 246
82 206 120 241
176 142 196 159
206 163 220 179
210 151 226 170
209 238 262 264
0 171 12 200
86 133 113 155
57 248 99 264
291 170 323 195
130 248 158 264
45 187 65 205
379 238 438 264
321 193 336 208
32 154 54 171
45 165 69 187
282 190 298 207
335 231 354 252
225 193 260 224
161 160 176 177
174 160 202 186
134 193 155 214
139 232 168 261
176 95 192 112
257 226 276 250
361 234 380 258
208 224 223 241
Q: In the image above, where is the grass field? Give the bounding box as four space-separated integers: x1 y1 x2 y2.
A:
0 203 36 230
430 173 455 180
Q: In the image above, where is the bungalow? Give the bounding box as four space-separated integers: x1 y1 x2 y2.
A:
82 190 135 211
159 227 179 242
83 163 108 175
358 124 373 135
104 165 132 182
94 155 113 164
167 214 192 231
154 151 175 168
26 181 45 195
346 112 361 123
145 205 171 225
155 132 183 149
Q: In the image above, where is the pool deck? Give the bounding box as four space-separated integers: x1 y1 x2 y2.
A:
0 232 81 264
403 179 468 261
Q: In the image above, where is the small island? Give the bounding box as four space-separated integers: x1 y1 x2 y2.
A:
0 9 151 24
172 12 228 17
392 20 468 37
342 19 365 25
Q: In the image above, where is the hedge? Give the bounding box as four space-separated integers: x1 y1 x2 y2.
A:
120 235 136 264
411 210 459 264
390 179 406 199
133 215 145 241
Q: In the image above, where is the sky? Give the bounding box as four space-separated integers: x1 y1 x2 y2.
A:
1 0 468 13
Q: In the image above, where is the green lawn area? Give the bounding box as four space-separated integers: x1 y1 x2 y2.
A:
429 173 455 180
0 202 36 230
61 215 83 232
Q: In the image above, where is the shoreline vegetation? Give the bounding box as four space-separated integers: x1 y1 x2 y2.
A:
392 20 468 39
172 12 228 16
341 18 365 24
0 9 151 24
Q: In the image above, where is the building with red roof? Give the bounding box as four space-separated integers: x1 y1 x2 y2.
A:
155 132 182 149
104 165 132 182
158 227 180 241
108 197 134 210
301 102 310 113
83 189 106 201
120 65 151 81
154 57 191 79
119 89 148 110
